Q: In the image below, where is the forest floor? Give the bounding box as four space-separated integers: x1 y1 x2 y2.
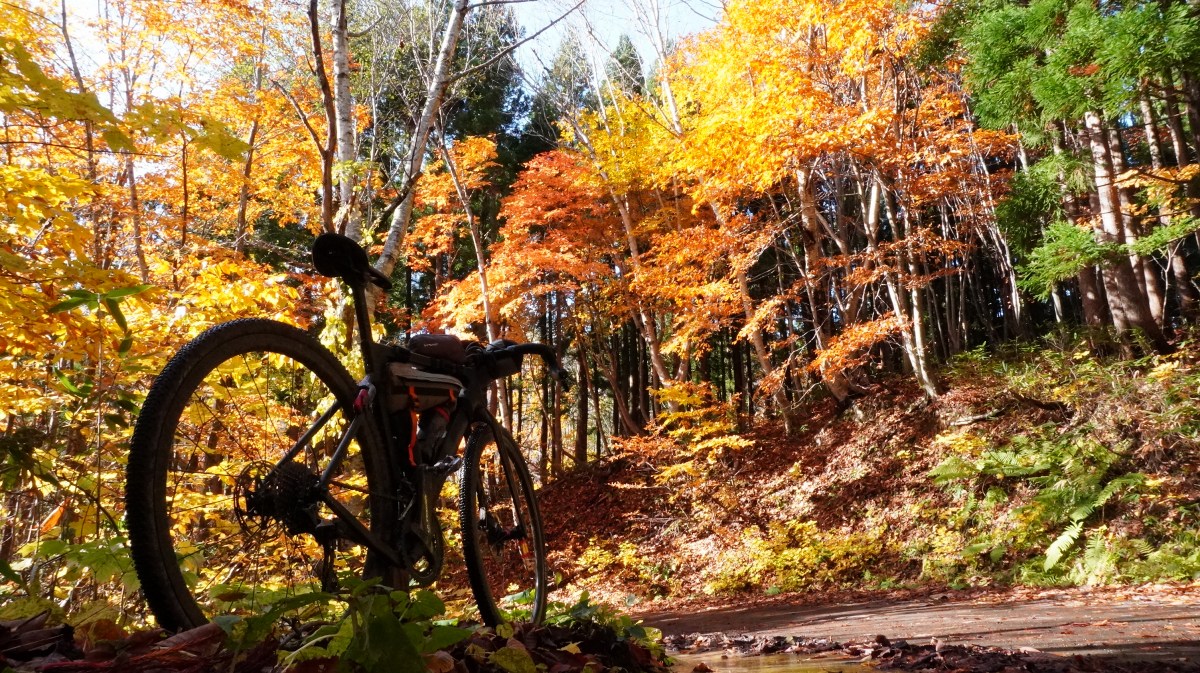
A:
646 583 1200 670
535 356 1200 672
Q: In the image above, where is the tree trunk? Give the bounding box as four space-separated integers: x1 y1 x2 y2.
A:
1078 265 1107 328
376 0 471 279
730 328 747 426
872 176 939 398
308 0 338 233
1162 69 1191 170
736 269 792 423
1083 111 1171 354
1140 83 1164 169
574 353 589 467
437 132 512 427
795 167 852 408
332 0 360 238
1179 70 1200 154
1142 83 1199 322
123 154 150 283
1051 124 1103 327
615 197 674 393
234 63 263 253
603 354 642 437
1171 245 1199 322
1107 125 1164 326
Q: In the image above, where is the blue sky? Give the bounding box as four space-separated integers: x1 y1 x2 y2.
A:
511 0 721 82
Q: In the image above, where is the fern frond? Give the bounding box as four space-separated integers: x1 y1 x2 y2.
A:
1130 538 1155 558
1044 520 1084 571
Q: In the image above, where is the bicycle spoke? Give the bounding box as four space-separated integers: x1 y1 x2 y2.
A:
128 320 391 629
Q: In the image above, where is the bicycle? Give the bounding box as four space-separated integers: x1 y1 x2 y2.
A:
126 233 568 631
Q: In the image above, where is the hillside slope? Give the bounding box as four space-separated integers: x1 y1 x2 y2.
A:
538 342 1200 611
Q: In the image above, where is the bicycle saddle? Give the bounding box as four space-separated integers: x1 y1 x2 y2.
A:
312 233 393 290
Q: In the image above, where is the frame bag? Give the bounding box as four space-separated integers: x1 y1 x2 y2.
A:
387 361 460 465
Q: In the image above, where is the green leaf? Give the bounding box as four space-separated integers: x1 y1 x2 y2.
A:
989 543 1008 563
406 589 445 621
118 335 134 355
34 539 68 558
237 591 333 648
1044 520 1085 571
48 297 92 313
101 127 134 152
102 284 152 300
962 542 993 556
490 646 537 673
192 122 251 161
114 396 140 414
0 597 64 623
424 625 472 653
212 615 243 637
0 559 28 591
344 597 424 673
103 297 127 332
54 369 89 398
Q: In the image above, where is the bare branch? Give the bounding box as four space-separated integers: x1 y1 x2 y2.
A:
270 79 326 159
0 138 169 158
348 14 385 39
374 170 423 233
450 0 586 84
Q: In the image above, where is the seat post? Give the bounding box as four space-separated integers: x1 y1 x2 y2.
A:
350 282 378 376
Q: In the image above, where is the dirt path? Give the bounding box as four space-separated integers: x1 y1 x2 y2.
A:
639 586 1200 664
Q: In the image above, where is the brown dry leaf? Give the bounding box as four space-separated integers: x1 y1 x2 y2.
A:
425 649 457 673
73 618 126 651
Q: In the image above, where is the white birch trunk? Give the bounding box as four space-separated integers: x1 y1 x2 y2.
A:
375 0 471 280
332 0 360 238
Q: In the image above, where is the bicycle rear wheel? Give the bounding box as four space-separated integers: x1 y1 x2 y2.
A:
127 318 394 631
459 425 547 626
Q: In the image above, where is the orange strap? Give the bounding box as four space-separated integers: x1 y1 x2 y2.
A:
407 408 418 465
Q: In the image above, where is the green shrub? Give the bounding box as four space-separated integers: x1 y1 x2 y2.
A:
703 520 890 594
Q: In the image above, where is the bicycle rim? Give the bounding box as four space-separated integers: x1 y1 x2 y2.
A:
459 426 546 626
127 319 393 630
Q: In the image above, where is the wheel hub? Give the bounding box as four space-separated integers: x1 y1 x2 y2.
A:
234 460 322 536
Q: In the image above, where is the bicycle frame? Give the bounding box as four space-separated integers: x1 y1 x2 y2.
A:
127 232 556 630
271 265 507 581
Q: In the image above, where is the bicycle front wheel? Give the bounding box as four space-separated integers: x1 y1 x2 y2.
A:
126 319 394 631
459 425 547 626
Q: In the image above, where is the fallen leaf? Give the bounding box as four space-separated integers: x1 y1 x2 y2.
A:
425 650 457 673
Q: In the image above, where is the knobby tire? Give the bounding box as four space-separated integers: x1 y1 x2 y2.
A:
459 426 547 626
